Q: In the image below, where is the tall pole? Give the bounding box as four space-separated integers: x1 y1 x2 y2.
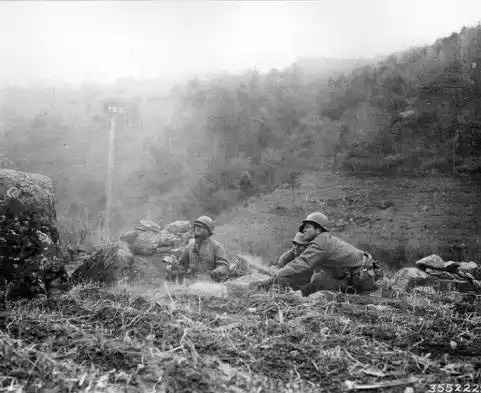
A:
104 108 118 242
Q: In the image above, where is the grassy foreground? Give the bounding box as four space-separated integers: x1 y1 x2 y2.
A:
0 280 479 393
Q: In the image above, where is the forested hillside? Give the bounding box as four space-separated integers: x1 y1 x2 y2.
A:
1 23 481 246
326 25 481 175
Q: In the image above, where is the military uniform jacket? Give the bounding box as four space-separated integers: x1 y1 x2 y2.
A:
275 232 364 283
276 247 296 269
179 237 230 274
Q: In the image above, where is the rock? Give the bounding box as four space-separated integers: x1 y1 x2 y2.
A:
0 169 68 299
139 219 162 232
415 254 444 271
120 228 185 256
425 268 453 279
391 266 479 293
459 261 479 273
0 169 57 219
70 241 137 284
165 220 191 235
391 267 440 291
443 261 461 273
444 261 479 274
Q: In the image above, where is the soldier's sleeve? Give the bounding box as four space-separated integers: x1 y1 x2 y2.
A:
178 244 191 271
214 243 230 273
275 242 326 279
276 248 296 269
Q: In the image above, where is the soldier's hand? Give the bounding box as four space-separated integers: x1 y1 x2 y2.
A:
209 268 224 281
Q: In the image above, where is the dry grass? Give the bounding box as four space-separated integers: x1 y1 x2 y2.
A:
0 281 479 392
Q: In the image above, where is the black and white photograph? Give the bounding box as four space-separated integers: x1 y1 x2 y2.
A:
0 0 480 391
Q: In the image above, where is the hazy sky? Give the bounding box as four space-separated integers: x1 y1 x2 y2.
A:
1 0 480 84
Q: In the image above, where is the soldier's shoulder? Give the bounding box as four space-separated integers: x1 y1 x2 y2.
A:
311 232 331 245
209 237 226 248
327 233 359 250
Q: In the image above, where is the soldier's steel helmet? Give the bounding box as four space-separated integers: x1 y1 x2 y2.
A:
193 216 214 235
299 212 329 232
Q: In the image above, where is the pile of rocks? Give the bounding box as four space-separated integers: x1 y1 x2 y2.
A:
390 254 481 293
71 219 192 284
120 219 191 257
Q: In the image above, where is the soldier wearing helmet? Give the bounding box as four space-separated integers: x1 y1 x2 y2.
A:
178 215 230 282
256 212 383 295
275 232 309 269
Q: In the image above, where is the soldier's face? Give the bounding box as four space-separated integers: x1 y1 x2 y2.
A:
194 225 209 239
303 223 319 241
293 244 307 256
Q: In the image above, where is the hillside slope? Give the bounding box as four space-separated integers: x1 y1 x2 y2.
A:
215 166 481 270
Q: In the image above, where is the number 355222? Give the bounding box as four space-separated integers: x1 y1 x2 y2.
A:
428 385 480 393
